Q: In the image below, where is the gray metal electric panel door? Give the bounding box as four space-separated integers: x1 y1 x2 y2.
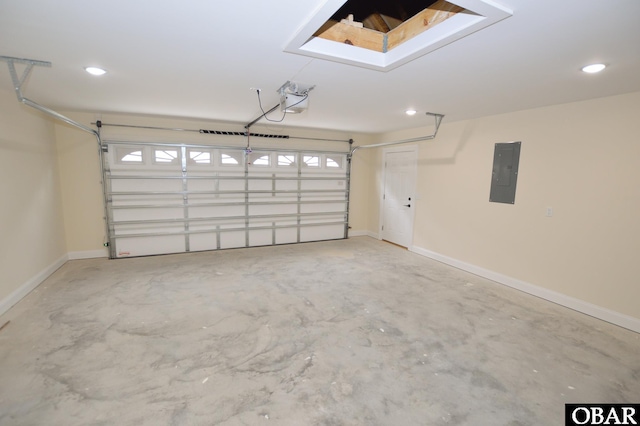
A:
489 141 521 204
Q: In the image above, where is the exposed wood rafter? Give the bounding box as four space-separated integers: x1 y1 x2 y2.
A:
387 0 464 51
313 0 465 53
314 20 385 51
363 13 391 33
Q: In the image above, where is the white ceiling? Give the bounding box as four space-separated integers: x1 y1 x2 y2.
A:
1 0 639 134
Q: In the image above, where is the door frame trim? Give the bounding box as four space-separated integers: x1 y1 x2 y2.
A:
379 144 418 247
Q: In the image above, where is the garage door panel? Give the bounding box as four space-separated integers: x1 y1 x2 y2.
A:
218 180 245 191
189 204 245 219
300 202 346 214
112 206 184 222
104 141 349 258
187 179 218 192
248 180 273 191
300 224 345 242
301 180 345 190
188 193 244 203
111 195 184 209
220 231 246 249
189 232 218 252
248 229 273 247
248 203 297 216
275 227 298 245
114 222 185 236
275 180 298 191
110 178 183 193
114 235 186 258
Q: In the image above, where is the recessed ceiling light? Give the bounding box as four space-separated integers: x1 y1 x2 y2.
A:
85 66 107 76
581 63 606 74
405 109 417 116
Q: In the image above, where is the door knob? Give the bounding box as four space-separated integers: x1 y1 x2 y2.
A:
404 204 411 207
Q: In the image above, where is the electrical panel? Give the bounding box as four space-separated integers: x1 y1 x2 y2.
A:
489 141 521 204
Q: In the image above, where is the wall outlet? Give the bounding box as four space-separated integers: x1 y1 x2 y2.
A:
546 207 553 217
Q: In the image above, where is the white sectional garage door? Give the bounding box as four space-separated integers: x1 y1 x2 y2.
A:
102 141 349 258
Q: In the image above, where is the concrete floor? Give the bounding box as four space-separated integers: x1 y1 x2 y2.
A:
0 237 638 425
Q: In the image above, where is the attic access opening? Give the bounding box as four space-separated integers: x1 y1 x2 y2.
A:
284 0 512 71
316 0 469 53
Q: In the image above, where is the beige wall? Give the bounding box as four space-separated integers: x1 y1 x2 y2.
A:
55 112 373 252
54 116 106 253
0 85 67 303
4 88 637 326
347 135 375 235
370 91 640 321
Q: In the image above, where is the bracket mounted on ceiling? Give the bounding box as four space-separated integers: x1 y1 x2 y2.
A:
1 55 51 101
0 55 98 136
349 112 445 158
1 55 113 255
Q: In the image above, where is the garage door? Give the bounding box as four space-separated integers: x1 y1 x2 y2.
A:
102 140 350 258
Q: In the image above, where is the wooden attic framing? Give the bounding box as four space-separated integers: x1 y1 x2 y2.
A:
313 0 466 53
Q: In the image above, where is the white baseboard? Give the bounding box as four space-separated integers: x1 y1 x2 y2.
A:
410 245 640 334
0 254 68 316
348 230 379 239
1 249 108 317
68 249 108 260
11 243 638 334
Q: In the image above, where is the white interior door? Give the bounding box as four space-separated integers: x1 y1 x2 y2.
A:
381 148 417 248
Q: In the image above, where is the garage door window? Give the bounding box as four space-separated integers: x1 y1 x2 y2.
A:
153 149 179 164
303 155 320 167
326 155 344 169
221 151 242 166
188 150 211 165
117 147 143 164
248 152 270 166
278 154 297 167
